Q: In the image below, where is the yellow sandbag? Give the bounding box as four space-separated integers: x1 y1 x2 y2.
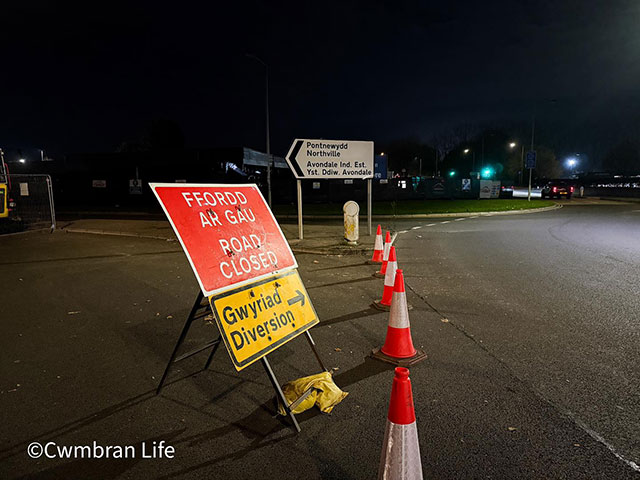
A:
278 371 348 415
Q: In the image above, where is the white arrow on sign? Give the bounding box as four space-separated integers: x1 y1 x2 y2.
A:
285 138 374 179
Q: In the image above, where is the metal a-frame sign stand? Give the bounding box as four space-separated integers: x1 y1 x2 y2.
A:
150 183 327 433
155 289 327 433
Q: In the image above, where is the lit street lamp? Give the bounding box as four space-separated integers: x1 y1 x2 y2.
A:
566 157 578 176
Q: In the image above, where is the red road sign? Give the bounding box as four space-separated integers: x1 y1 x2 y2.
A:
150 183 297 296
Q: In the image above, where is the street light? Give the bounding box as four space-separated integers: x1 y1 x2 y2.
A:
509 142 516 149
245 53 272 207
19 158 26 164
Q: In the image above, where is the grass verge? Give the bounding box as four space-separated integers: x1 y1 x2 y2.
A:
273 199 556 216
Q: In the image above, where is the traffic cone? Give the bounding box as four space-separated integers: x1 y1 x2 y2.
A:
378 367 423 480
374 231 392 278
373 246 397 311
368 225 384 264
372 270 426 366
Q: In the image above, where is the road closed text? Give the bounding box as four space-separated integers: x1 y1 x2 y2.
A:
179 190 281 281
151 184 296 296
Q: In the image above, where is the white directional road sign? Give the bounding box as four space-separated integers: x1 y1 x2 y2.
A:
285 139 374 179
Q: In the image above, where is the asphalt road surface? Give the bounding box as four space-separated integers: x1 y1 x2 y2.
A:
1 199 639 479
391 199 640 475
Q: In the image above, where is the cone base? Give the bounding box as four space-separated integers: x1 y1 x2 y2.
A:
373 271 385 278
370 347 427 367
373 300 391 311
367 259 383 265
372 301 413 312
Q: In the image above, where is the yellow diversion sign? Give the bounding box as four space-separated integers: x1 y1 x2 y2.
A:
209 270 318 370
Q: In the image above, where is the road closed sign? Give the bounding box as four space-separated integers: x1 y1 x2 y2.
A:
150 183 297 296
285 139 374 179
209 270 319 370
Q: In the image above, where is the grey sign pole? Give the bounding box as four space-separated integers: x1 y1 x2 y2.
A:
297 179 303 240
525 150 536 202
367 178 372 236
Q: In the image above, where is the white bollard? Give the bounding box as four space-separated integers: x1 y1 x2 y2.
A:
343 201 359 244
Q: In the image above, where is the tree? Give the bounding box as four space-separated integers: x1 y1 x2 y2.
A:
503 149 523 183
534 146 562 179
115 118 186 154
378 138 437 176
603 140 640 174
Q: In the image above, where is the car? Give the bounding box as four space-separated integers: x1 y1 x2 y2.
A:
499 185 514 198
541 180 574 199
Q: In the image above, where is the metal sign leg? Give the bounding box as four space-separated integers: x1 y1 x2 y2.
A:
203 338 222 370
367 178 372 236
261 357 301 433
297 179 303 240
305 331 327 372
156 291 222 394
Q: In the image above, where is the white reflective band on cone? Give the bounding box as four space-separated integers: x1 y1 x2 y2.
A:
389 291 410 328
374 234 383 251
382 242 391 261
378 420 423 480
384 261 397 287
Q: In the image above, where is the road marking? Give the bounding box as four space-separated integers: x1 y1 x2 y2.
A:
425 223 436 227
454 218 465 221
411 226 421 230
399 230 408 234
441 221 451 224
469 216 479 219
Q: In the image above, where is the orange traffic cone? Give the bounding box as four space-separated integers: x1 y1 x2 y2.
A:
378 367 424 480
369 224 384 264
373 246 397 311
374 231 392 278
372 269 426 366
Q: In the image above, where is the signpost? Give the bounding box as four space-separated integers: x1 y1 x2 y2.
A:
526 151 536 201
152 183 326 433
285 139 374 239
129 178 142 195
374 154 387 180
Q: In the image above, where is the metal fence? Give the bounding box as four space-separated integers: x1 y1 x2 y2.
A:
7 174 56 231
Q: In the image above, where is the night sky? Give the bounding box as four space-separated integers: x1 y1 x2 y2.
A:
2 1 639 163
